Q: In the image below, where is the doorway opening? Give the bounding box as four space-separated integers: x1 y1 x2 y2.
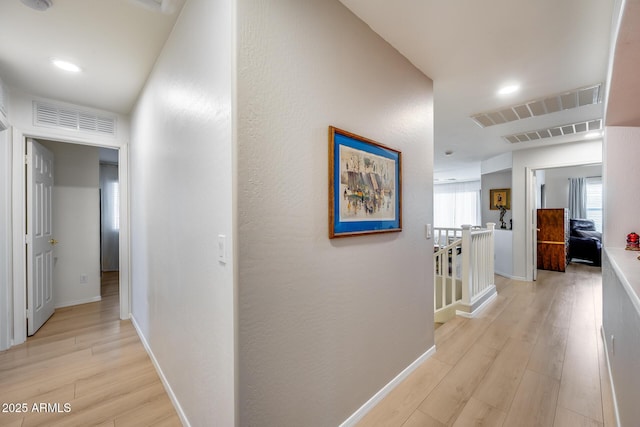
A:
25 140 121 338
11 129 130 347
526 163 603 280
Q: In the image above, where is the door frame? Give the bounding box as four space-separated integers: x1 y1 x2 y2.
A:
525 167 536 281
0 117 10 351
524 162 603 281
11 127 130 346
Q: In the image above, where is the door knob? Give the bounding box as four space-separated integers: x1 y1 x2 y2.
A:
49 239 59 245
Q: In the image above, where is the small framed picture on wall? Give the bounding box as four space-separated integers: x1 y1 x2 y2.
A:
490 188 511 210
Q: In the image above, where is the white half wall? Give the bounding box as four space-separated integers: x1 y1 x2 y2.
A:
129 0 235 426
40 141 101 308
494 229 514 277
237 1 434 426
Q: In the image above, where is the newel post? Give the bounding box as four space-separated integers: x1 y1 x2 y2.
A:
486 223 496 281
461 224 472 305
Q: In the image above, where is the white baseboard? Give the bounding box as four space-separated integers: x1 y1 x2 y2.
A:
600 326 621 427
456 291 498 318
55 295 101 308
130 315 191 427
495 271 513 279
339 345 436 427
495 271 527 281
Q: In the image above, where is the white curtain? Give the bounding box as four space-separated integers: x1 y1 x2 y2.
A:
100 163 119 271
586 176 603 231
568 177 587 219
434 181 481 228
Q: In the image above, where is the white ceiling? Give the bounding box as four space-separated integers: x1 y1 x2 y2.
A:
0 0 185 114
0 0 616 180
339 0 615 180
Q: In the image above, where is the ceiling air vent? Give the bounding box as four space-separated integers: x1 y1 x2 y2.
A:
471 84 602 128
33 101 117 137
503 119 602 144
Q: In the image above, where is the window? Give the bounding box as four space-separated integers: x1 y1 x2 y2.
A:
111 182 120 231
434 181 481 228
586 176 602 231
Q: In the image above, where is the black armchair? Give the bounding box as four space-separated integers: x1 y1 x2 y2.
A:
569 219 602 266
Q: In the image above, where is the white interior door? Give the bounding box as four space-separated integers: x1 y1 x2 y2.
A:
27 139 55 335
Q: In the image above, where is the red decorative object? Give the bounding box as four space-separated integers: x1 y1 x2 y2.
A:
626 232 640 250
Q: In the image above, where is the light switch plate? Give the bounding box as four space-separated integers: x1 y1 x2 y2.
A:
425 224 432 239
218 235 227 264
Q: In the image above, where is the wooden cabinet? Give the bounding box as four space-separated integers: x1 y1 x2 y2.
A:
537 208 569 272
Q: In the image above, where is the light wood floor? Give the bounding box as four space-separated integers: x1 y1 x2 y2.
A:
0 272 181 427
1 266 617 427
358 263 617 427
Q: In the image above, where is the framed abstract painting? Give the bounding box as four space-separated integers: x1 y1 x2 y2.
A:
328 126 402 238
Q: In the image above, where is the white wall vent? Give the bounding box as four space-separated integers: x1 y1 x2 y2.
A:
471 84 602 128
33 101 117 137
503 119 602 143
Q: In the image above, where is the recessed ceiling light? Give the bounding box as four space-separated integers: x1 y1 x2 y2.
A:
51 58 82 73
444 150 454 156
497 84 520 96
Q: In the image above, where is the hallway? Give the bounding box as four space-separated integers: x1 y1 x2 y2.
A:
0 272 180 426
358 264 616 427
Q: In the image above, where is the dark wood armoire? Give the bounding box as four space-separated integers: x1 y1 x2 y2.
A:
537 208 569 272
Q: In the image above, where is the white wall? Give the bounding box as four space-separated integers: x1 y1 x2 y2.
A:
481 152 513 175
511 140 603 279
604 127 640 247
237 1 434 426
542 164 602 209
494 229 513 277
40 141 101 308
0 126 11 351
602 126 640 427
481 170 512 227
129 0 234 425
536 169 546 208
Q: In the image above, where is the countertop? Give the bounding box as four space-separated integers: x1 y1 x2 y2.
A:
605 247 640 314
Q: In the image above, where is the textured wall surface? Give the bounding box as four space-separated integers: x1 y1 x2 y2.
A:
129 0 235 425
603 127 640 247
237 1 434 425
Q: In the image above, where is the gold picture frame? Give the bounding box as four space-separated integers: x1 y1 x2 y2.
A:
490 188 511 210
328 126 402 238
